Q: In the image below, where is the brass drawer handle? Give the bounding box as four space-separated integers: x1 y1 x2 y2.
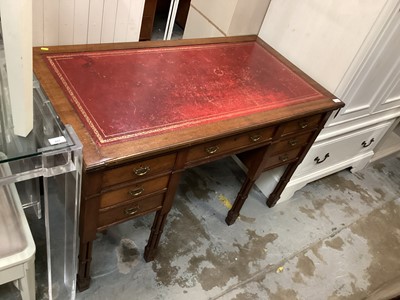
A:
279 154 289 162
134 166 150 176
361 138 375 148
124 206 140 216
250 134 262 142
314 153 330 164
299 120 309 129
288 139 298 146
128 187 144 197
206 146 219 154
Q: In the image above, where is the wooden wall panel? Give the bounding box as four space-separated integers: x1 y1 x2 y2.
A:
114 0 131 42
73 0 90 44
59 0 75 45
101 0 119 43
126 0 146 42
32 0 44 46
87 0 104 44
33 0 145 46
43 0 60 45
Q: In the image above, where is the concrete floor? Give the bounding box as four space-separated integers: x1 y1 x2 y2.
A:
1 153 400 299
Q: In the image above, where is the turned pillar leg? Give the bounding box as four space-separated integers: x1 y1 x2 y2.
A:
144 211 168 261
266 162 297 208
226 177 256 225
77 240 93 291
226 147 269 225
143 167 184 261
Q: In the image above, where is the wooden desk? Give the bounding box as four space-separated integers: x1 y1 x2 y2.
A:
33 36 343 291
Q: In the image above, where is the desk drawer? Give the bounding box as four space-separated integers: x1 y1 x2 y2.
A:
269 132 313 155
100 175 169 208
98 193 164 228
263 148 302 170
280 114 322 136
186 127 275 165
102 153 176 186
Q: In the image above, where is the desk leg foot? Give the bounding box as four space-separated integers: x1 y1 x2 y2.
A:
225 211 239 226
144 246 157 262
77 241 93 292
266 194 280 208
77 277 91 292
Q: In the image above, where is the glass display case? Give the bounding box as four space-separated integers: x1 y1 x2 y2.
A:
0 44 82 299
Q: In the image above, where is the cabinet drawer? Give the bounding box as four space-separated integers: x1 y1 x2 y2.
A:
263 148 302 170
296 121 392 175
102 153 176 186
100 175 169 208
280 114 322 136
269 132 313 155
98 194 164 228
186 126 275 165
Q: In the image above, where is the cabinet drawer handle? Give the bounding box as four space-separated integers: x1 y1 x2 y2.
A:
128 187 144 197
250 134 262 142
299 120 309 129
124 206 140 216
134 166 150 176
279 154 289 162
288 139 298 146
206 146 219 154
314 153 330 164
361 138 375 148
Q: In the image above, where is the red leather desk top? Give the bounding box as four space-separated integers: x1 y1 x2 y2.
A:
44 41 324 145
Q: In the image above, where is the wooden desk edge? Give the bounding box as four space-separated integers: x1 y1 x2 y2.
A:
33 36 344 172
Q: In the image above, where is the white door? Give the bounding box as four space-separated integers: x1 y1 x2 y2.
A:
331 0 400 124
371 14 400 113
